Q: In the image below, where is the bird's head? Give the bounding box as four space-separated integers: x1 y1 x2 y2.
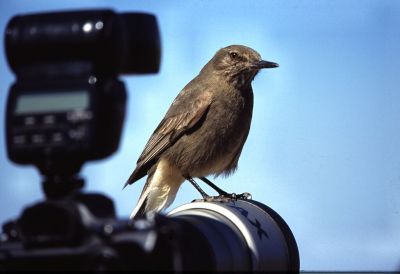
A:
206 45 278 86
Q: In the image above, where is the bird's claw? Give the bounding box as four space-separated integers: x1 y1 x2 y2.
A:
194 192 252 202
187 176 252 203
237 192 252 200
220 191 252 201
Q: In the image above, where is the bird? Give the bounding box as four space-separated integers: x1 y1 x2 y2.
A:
124 45 278 219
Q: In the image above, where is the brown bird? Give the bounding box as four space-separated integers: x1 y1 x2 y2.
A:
124 45 278 219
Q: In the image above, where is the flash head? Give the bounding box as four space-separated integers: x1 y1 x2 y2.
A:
5 9 161 76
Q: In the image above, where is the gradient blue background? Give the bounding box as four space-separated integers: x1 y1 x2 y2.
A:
0 0 399 271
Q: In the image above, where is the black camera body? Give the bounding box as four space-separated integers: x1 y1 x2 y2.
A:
1 9 300 272
0 193 219 271
0 193 299 272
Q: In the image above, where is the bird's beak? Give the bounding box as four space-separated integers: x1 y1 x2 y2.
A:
252 60 279 69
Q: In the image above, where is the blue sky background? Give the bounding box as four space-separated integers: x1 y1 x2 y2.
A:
0 0 399 271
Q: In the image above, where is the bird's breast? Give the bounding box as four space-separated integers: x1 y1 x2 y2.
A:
168 87 253 177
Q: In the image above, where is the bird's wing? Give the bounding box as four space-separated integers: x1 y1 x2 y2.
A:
124 92 212 187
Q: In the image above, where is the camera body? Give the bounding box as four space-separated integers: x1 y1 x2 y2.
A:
1 9 300 272
0 192 215 271
0 193 299 272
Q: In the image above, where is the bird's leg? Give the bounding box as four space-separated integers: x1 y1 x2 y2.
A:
186 177 211 199
199 177 252 201
199 177 229 196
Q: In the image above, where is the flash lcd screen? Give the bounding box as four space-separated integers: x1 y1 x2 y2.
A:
15 91 89 114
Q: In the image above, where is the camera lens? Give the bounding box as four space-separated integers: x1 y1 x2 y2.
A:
168 199 300 272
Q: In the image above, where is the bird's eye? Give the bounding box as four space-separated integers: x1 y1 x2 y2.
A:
229 52 238 59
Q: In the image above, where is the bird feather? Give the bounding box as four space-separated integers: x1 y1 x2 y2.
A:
124 92 212 187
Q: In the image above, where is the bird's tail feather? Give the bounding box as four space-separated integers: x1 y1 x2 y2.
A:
130 181 177 219
131 197 148 219
130 186 156 219
129 159 184 219
130 172 154 219
129 185 169 219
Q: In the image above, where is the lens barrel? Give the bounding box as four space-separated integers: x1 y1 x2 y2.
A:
168 199 300 272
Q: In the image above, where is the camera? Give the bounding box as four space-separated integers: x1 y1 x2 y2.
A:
0 9 299 272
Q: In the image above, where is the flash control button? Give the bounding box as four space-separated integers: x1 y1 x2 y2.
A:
51 132 64 143
68 126 87 140
32 134 45 144
67 110 93 123
43 115 56 125
24 116 36 126
13 135 26 145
